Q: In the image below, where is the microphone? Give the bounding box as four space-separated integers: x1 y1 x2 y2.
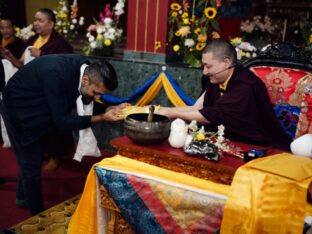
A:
205 64 235 77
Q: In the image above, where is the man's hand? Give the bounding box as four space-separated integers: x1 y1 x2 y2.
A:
91 108 124 124
102 108 124 122
105 102 131 112
29 47 41 57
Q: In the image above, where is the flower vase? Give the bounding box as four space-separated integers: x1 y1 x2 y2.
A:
93 46 114 57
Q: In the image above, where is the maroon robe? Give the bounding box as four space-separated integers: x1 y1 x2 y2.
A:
199 65 292 151
26 30 73 55
1 36 26 59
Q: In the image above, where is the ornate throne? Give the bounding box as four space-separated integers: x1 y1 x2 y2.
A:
244 43 312 139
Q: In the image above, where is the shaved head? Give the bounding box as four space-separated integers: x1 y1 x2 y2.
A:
203 38 237 66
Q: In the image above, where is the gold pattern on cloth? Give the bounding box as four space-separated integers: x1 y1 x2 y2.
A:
12 194 81 234
221 153 312 234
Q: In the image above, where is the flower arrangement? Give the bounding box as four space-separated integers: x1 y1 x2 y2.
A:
230 37 257 61
54 0 84 43
15 24 35 41
168 0 221 68
83 0 125 56
240 15 277 48
15 0 84 43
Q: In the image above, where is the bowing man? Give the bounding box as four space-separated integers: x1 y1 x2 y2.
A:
0 54 126 215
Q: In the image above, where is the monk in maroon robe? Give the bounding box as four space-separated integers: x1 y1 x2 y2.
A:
159 39 291 151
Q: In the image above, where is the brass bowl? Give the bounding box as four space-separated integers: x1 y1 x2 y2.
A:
124 113 171 144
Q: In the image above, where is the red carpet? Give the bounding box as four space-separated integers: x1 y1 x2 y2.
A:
0 144 114 230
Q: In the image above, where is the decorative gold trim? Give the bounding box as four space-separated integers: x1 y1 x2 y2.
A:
154 0 159 53
134 0 139 51
144 0 149 52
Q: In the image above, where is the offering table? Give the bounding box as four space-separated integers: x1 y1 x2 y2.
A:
110 136 272 185
69 137 289 234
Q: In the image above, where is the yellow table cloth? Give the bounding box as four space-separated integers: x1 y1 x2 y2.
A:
221 153 312 234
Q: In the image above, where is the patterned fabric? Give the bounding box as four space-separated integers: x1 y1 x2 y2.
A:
274 104 300 139
296 91 312 137
250 66 312 137
95 166 226 234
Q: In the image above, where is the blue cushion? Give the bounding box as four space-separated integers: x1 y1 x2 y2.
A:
274 104 301 139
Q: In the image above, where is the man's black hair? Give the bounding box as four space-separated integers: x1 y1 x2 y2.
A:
84 60 118 91
38 8 56 23
203 38 237 66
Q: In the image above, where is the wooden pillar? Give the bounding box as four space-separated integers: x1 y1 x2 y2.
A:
124 0 171 62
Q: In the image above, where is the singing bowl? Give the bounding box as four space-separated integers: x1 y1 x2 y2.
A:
124 113 171 144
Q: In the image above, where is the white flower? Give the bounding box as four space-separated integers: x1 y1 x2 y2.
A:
86 32 91 37
184 38 195 47
80 16 84 21
103 32 109 39
236 49 242 60
72 19 77 24
88 35 95 42
63 29 68 34
104 18 113 25
115 2 125 10
97 28 103 34
70 24 75 30
108 34 116 40
245 52 251 58
114 9 124 16
90 41 97 49
108 28 116 34
252 52 257 58
115 29 123 37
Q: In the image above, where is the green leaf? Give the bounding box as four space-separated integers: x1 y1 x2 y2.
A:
185 53 202 68
168 28 174 42
210 20 219 30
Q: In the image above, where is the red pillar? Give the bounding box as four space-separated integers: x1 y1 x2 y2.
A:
125 0 171 61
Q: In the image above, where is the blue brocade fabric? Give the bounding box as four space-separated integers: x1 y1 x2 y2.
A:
94 167 166 234
274 104 300 139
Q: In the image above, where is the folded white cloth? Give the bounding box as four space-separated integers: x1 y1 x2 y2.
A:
24 46 35 65
73 64 101 162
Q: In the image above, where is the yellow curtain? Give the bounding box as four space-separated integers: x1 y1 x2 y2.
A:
136 72 187 107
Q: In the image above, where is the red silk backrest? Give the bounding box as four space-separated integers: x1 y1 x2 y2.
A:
250 66 312 137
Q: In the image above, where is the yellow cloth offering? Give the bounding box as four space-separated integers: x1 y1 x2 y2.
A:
116 105 160 117
221 153 312 234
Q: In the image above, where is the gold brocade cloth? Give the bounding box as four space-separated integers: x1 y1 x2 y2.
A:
221 153 312 234
68 155 229 234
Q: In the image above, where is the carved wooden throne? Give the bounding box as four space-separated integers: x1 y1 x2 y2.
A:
244 43 312 139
